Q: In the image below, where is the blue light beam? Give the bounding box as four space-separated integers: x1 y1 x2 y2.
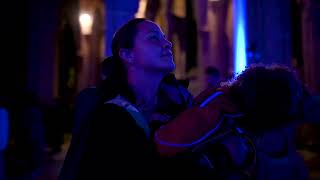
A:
0 108 9 150
234 0 247 75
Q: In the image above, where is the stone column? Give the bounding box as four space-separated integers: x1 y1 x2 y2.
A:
193 0 231 95
246 0 292 65
299 0 320 158
78 0 104 92
192 0 209 95
301 0 320 93
27 0 62 104
104 0 139 56
207 0 231 79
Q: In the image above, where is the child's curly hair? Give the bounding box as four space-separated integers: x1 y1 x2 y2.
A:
223 64 304 131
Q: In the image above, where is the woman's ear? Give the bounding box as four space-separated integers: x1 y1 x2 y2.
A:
119 48 134 64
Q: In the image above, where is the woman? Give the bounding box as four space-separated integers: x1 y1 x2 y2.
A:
62 18 192 179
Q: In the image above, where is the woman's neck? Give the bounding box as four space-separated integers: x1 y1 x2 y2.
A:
127 69 166 111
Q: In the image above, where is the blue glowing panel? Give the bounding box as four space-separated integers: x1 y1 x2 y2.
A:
234 0 247 74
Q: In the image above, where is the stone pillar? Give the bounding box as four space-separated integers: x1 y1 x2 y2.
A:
246 0 292 65
27 0 62 104
207 0 231 79
193 0 209 94
78 0 104 92
299 0 320 159
104 0 139 56
193 0 231 95
301 0 320 93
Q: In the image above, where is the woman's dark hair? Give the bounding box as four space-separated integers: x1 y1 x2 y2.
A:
224 64 303 130
100 18 147 102
111 18 147 58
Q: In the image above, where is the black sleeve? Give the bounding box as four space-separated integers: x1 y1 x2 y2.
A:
76 104 160 179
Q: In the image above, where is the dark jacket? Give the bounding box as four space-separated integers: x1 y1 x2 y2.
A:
61 103 160 179
60 73 194 179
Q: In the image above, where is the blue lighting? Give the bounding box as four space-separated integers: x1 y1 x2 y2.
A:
234 0 247 75
0 108 9 150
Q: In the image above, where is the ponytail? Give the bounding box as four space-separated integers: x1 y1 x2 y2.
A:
98 56 135 103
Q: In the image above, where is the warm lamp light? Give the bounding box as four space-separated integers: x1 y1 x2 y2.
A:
79 13 93 35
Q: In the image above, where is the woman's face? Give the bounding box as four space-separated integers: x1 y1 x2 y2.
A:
129 21 175 73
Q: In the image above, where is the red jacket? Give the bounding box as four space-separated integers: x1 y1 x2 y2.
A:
154 87 240 156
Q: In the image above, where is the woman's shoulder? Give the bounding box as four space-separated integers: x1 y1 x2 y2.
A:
89 98 141 128
93 102 131 121
103 97 151 136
